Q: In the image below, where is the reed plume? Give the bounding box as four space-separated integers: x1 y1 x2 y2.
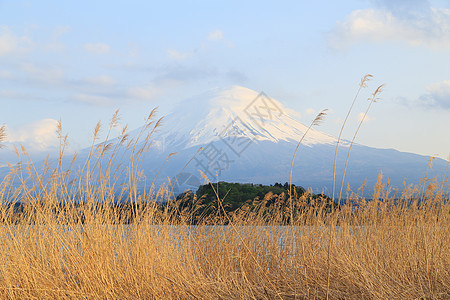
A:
0 125 6 149
332 74 372 205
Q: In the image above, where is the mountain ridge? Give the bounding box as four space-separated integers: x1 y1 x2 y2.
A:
123 86 447 196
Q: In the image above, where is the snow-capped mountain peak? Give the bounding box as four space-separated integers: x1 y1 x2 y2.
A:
158 86 336 149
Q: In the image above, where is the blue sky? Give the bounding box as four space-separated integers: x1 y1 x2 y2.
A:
0 0 449 164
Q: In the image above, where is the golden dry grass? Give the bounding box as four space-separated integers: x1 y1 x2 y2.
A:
0 112 448 299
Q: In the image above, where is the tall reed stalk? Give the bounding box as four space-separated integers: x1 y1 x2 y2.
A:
289 109 327 222
338 84 385 203
332 74 372 205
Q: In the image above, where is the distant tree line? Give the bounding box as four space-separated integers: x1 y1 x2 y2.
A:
170 182 337 224
2 182 336 225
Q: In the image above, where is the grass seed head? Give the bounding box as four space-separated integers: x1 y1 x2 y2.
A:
312 109 328 126
360 74 373 88
110 109 121 129
0 124 6 148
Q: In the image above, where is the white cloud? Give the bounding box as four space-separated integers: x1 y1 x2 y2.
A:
419 80 450 109
6 119 59 152
427 80 450 97
357 112 375 123
166 49 191 60
0 26 33 56
53 25 71 38
305 108 316 115
84 75 117 86
0 32 16 55
20 62 64 84
128 45 139 58
208 29 234 47
83 42 110 54
0 89 25 99
0 89 45 101
127 84 160 100
330 5 450 50
0 70 13 79
72 94 112 106
208 30 223 41
45 25 70 52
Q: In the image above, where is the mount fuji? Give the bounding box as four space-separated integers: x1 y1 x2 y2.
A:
125 86 447 196
0 86 447 198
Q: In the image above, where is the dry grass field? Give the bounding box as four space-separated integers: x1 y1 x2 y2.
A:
0 109 448 299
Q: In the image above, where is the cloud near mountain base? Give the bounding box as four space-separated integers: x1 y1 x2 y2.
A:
5 119 60 152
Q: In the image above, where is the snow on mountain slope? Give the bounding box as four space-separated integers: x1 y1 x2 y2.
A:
153 86 336 149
